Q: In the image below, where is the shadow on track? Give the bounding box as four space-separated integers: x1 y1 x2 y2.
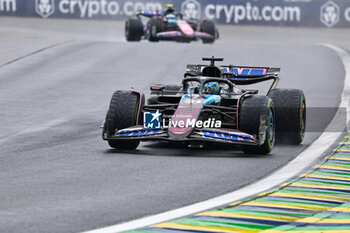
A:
103 141 272 158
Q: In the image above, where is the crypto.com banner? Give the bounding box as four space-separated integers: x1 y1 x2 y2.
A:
1 0 350 27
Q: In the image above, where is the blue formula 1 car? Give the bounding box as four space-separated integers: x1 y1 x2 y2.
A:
124 4 218 43
102 57 306 154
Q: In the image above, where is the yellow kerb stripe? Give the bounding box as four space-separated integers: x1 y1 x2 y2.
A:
328 156 350 161
241 201 329 211
270 192 350 202
297 217 350 223
286 182 350 191
334 148 350 152
196 211 298 222
330 207 350 212
301 173 350 181
152 222 260 233
314 165 350 171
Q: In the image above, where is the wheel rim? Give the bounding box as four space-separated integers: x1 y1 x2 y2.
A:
152 25 157 37
147 23 151 39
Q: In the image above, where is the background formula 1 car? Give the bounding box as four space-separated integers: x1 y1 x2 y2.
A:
125 5 218 43
102 57 306 154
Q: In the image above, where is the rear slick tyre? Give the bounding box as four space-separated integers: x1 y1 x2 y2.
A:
125 18 143 41
200 20 216 44
269 88 306 145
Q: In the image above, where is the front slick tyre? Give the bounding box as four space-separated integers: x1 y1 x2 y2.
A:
148 18 161 42
240 96 275 155
105 90 144 150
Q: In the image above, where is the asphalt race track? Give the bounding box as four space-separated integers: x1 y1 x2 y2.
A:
0 18 349 233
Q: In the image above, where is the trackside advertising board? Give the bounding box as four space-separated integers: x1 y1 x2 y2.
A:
1 0 350 27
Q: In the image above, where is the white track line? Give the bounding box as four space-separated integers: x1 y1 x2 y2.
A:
81 44 350 233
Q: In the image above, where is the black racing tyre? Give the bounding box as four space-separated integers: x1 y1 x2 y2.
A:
104 90 145 150
239 96 275 155
200 20 216 44
125 18 143 41
148 18 161 42
150 84 182 95
269 88 306 145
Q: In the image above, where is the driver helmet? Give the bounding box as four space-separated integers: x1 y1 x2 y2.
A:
165 4 175 14
203 82 220 94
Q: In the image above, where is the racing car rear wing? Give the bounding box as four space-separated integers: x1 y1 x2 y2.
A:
185 64 280 85
137 10 163 17
137 10 185 19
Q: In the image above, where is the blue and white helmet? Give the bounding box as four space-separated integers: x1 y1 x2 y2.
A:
203 82 220 94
